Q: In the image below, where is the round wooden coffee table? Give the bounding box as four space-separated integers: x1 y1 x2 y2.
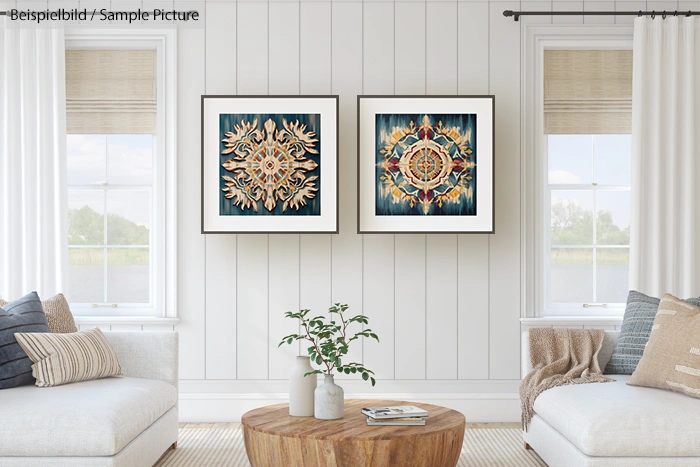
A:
241 399 465 467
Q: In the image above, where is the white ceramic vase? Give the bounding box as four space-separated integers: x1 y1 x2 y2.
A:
314 374 344 420
289 356 316 417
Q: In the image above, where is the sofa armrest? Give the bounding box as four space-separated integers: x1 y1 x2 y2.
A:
103 332 179 390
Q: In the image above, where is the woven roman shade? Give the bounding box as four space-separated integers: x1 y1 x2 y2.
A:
544 50 632 134
66 50 156 134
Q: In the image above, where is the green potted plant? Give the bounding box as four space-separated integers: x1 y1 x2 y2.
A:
279 303 379 420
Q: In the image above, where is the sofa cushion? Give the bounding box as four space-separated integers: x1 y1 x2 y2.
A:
605 291 700 374
0 293 78 333
628 294 700 399
0 292 51 389
533 374 700 457
0 376 177 456
16 327 123 387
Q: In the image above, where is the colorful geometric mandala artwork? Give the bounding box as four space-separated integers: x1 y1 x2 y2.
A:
218 113 321 216
375 113 476 216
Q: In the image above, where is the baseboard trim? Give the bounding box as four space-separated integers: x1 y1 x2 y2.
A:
179 393 520 423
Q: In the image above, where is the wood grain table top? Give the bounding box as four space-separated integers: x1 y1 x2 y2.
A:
241 399 466 441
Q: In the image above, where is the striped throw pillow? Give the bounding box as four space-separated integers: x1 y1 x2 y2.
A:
0 293 77 334
629 294 700 398
15 327 123 387
0 292 51 389
605 290 700 374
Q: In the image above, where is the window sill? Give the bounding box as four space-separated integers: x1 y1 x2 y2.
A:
74 316 181 326
520 316 623 327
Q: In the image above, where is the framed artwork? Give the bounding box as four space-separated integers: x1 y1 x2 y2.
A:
357 96 495 233
201 95 339 233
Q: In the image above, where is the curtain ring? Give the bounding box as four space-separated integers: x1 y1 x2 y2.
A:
662 11 667 19
638 10 643 17
687 10 692 17
674 10 678 17
651 10 656 19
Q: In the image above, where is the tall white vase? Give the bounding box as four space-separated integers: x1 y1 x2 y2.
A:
314 374 344 420
289 356 316 417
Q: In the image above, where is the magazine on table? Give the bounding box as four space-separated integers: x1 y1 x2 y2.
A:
366 417 426 426
360 405 428 420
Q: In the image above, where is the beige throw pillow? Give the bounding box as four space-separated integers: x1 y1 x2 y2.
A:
628 293 700 398
0 293 77 333
14 327 123 387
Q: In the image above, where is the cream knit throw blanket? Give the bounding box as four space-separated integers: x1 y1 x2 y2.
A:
520 328 614 431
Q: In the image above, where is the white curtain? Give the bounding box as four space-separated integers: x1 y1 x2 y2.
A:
631 17 700 297
0 24 68 300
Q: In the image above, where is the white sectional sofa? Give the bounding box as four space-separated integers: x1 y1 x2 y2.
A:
0 332 179 467
522 330 700 467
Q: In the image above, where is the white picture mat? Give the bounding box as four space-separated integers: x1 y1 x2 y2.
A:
359 97 494 233
203 97 337 232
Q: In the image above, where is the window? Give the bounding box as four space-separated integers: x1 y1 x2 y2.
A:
546 134 631 311
67 134 154 309
528 44 634 316
65 31 176 318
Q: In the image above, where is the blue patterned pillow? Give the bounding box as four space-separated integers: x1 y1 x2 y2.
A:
605 291 700 374
0 292 50 389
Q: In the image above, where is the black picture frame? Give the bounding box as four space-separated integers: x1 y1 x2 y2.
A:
357 95 496 234
201 95 340 234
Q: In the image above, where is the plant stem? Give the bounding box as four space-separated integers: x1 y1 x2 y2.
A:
303 321 331 374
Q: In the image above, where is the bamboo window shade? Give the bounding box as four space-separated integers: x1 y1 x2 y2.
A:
66 50 156 134
544 50 632 134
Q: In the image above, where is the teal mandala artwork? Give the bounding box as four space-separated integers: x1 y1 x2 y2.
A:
219 113 321 216
375 114 476 216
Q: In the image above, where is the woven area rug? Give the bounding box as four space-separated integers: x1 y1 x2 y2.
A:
156 424 546 467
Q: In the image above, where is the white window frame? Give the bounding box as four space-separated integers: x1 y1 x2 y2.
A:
521 25 633 319
65 29 178 322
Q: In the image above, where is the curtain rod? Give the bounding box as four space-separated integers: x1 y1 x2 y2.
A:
504 10 700 21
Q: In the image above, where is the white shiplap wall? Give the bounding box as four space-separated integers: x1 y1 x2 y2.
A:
92 0 693 422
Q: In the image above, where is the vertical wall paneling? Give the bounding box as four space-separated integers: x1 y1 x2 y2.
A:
177 22 206 380
425 1 458 380
392 1 427 381
520 1 553 25
301 2 332 95
362 1 398 380
297 1 334 373
236 235 269 379
426 235 458 379
646 0 680 18
204 1 238 381
584 1 614 24
488 1 521 380
268 1 302 379
331 2 369 379
237 2 269 95
456 1 491 380
394 2 426 95
679 2 699 17
426 2 458 95
299 236 332 343
268 236 301 378
269 2 300 95
310 2 364 378
615 1 647 25
552 1 584 24
236 2 270 380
